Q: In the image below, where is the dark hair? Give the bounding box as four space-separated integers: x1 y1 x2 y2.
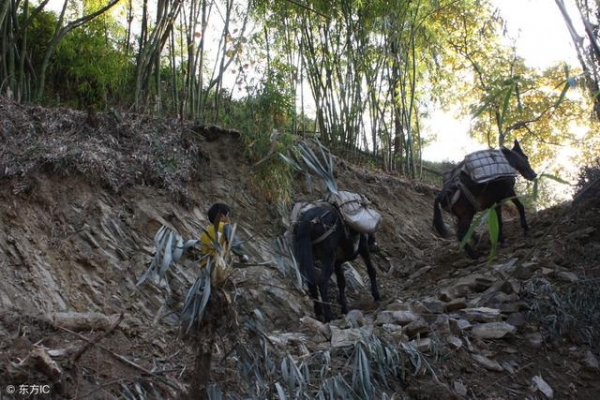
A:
207 203 231 223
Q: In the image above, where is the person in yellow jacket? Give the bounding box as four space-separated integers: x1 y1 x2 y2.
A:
200 203 249 265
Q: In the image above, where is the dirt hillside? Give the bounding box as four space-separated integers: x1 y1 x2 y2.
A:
0 97 598 399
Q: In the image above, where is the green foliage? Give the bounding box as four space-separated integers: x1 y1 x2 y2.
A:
16 7 56 67
465 59 588 185
316 374 357 399
280 354 308 396
205 82 299 206
50 24 135 108
352 342 374 399
138 222 239 337
7 2 133 106
120 377 178 399
525 278 600 351
419 159 451 187
232 329 434 399
246 130 296 206
5 0 594 204
574 157 600 205
272 236 304 291
180 266 212 335
458 200 504 262
281 139 338 194
223 79 294 133
136 226 198 288
487 206 500 258
526 170 571 209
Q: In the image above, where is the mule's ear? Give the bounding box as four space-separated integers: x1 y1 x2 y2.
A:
513 139 521 150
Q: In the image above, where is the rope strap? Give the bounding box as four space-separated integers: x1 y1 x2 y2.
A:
310 209 338 245
455 181 480 211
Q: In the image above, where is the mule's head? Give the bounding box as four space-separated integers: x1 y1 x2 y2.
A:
508 139 537 181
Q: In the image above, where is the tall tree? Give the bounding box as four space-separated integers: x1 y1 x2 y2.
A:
555 0 600 120
134 0 183 111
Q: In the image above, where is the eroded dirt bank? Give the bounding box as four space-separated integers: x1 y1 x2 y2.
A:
0 98 598 399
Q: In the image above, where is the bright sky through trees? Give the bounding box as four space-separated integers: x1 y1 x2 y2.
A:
494 0 579 69
423 0 580 162
42 0 581 167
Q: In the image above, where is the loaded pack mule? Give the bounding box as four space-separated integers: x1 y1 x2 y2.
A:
433 139 537 259
292 192 382 322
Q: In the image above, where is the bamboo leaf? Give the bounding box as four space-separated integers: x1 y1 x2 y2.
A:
459 208 491 250
153 225 168 250
272 236 304 291
472 101 491 119
159 231 174 277
172 236 185 263
275 382 287 400
208 384 223 400
291 140 338 193
487 206 499 262
540 173 570 185
500 86 513 124
138 226 174 286
281 357 291 388
553 81 570 108
352 342 373 399
181 266 212 334
184 239 199 248
320 351 331 380
279 153 303 171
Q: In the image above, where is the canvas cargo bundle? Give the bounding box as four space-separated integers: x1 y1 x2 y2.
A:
327 190 381 234
462 149 516 183
443 163 464 184
290 201 320 226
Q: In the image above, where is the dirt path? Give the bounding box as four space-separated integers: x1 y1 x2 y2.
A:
0 98 598 398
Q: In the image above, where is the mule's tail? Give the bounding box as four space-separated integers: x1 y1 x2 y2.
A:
295 219 316 285
433 192 449 238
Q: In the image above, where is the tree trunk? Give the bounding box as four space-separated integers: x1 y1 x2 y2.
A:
188 326 214 400
35 0 121 102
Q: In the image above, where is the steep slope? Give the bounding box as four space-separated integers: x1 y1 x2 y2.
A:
0 97 598 399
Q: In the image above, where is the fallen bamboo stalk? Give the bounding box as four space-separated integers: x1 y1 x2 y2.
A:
58 325 153 375
72 313 124 362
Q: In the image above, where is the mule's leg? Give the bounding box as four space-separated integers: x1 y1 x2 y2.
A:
302 264 323 320
334 262 348 315
307 283 323 321
317 254 336 322
456 212 479 259
367 234 380 253
295 219 324 320
511 195 529 235
359 236 381 302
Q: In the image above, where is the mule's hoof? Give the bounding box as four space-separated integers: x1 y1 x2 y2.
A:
323 316 334 323
369 242 380 253
374 299 383 310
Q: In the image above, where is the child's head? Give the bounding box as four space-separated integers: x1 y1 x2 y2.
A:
208 203 231 223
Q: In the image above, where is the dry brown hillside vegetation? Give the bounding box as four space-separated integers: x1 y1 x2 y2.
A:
0 97 599 399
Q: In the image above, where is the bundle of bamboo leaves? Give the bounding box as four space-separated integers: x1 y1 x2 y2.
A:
137 218 239 336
